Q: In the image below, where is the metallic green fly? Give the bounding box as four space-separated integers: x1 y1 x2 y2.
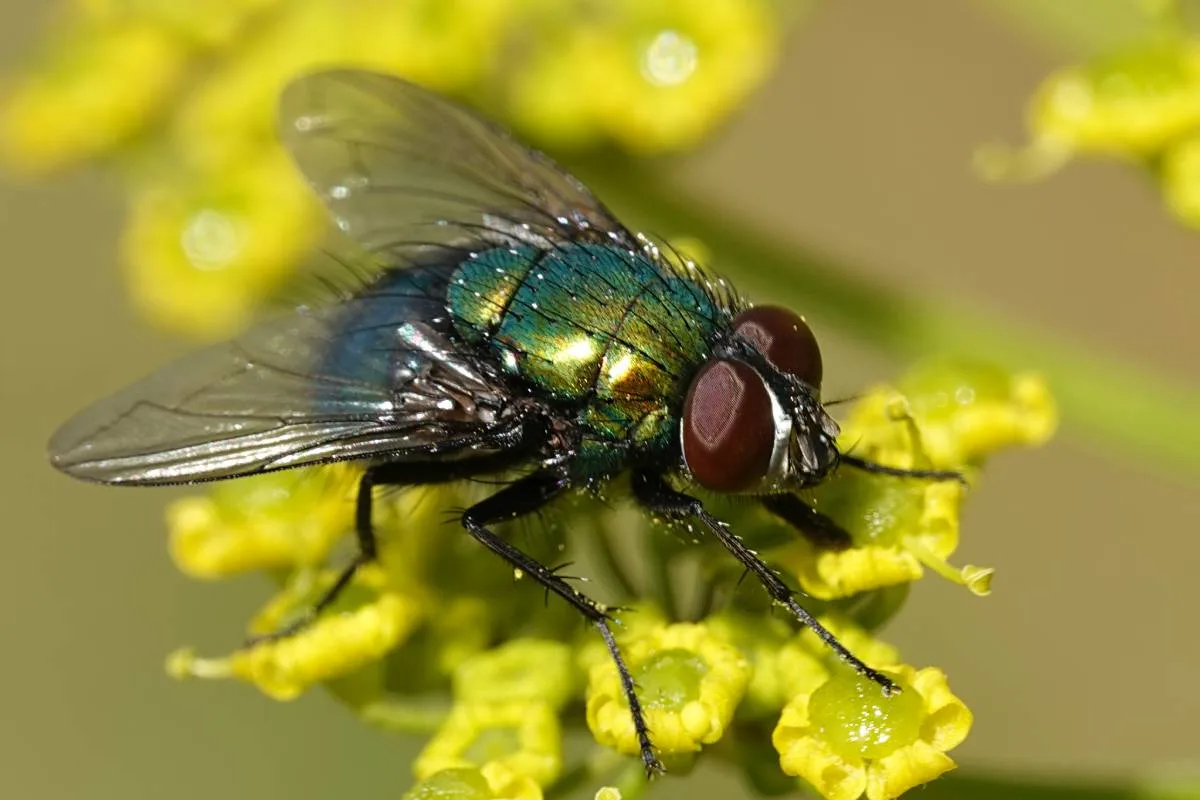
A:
48 70 960 775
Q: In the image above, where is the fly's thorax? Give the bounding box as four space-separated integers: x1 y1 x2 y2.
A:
448 242 729 475
679 305 839 494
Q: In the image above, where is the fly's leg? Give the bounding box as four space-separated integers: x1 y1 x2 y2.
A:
761 493 852 550
840 454 966 485
246 443 530 646
246 468 385 644
460 469 665 777
631 470 899 696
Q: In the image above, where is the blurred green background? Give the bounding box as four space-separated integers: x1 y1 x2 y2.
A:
2 1 1197 798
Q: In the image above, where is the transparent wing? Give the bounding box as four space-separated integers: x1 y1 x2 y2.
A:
49 266 513 485
278 69 640 259
51 72 636 486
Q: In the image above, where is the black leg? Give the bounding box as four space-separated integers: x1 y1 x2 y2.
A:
761 494 852 550
461 469 664 777
840 453 966 485
631 471 899 696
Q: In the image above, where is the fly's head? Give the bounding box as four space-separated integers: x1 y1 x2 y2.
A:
680 306 841 494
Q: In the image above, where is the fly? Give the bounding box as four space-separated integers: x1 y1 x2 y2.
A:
47 70 961 776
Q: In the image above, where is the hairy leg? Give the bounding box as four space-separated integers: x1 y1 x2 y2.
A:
632 470 898 695
460 469 664 776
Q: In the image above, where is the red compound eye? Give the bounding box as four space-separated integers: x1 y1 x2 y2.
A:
731 306 822 390
681 358 775 493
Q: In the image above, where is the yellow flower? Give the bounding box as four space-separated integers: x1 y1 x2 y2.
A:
585 621 750 758
794 617 902 680
168 566 425 700
403 765 542 800
0 19 189 173
453 639 577 711
772 665 972 800
77 0 284 49
979 36 1200 181
1033 37 1200 157
415 702 563 788
504 27 625 151
776 359 1053 599
121 145 323 338
887 359 1057 468
169 0 354 166
167 465 357 578
704 611 802 719
345 0 518 92
173 0 513 167
782 469 977 600
423 597 497 675
1161 133 1200 228
507 0 780 152
575 604 669 675
706 611 900 721
600 0 780 153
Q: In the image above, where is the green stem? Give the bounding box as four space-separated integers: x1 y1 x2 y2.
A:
643 528 680 621
611 759 651 800
581 517 639 601
577 160 1200 474
545 749 634 800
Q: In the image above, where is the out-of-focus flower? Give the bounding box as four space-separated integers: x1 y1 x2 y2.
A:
705 611 802 719
452 638 577 711
347 0 519 93
977 18 1200 237
772 665 972 800
978 35 1200 182
169 0 351 167
0 19 189 173
586 620 750 758
121 146 323 337
507 0 779 153
77 0 284 49
168 464 356 578
415 701 563 788
1033 37 1200 157
168 565 426 700
774 358 1054 599
885 359 1057 468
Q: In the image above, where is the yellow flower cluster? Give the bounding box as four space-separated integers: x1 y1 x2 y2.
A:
154 356 1052 799
978 8 1200 231
0 0 783 338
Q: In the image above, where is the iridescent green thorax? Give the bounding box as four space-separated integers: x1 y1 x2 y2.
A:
448 243 735 475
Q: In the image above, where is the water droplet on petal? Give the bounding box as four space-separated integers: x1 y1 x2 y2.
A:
642 30 699 87
181 209 242 270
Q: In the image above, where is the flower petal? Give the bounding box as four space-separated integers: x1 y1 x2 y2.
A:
866 740 956 800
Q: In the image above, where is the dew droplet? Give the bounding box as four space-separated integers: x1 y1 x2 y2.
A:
181 209 242 270
642 30 699 87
